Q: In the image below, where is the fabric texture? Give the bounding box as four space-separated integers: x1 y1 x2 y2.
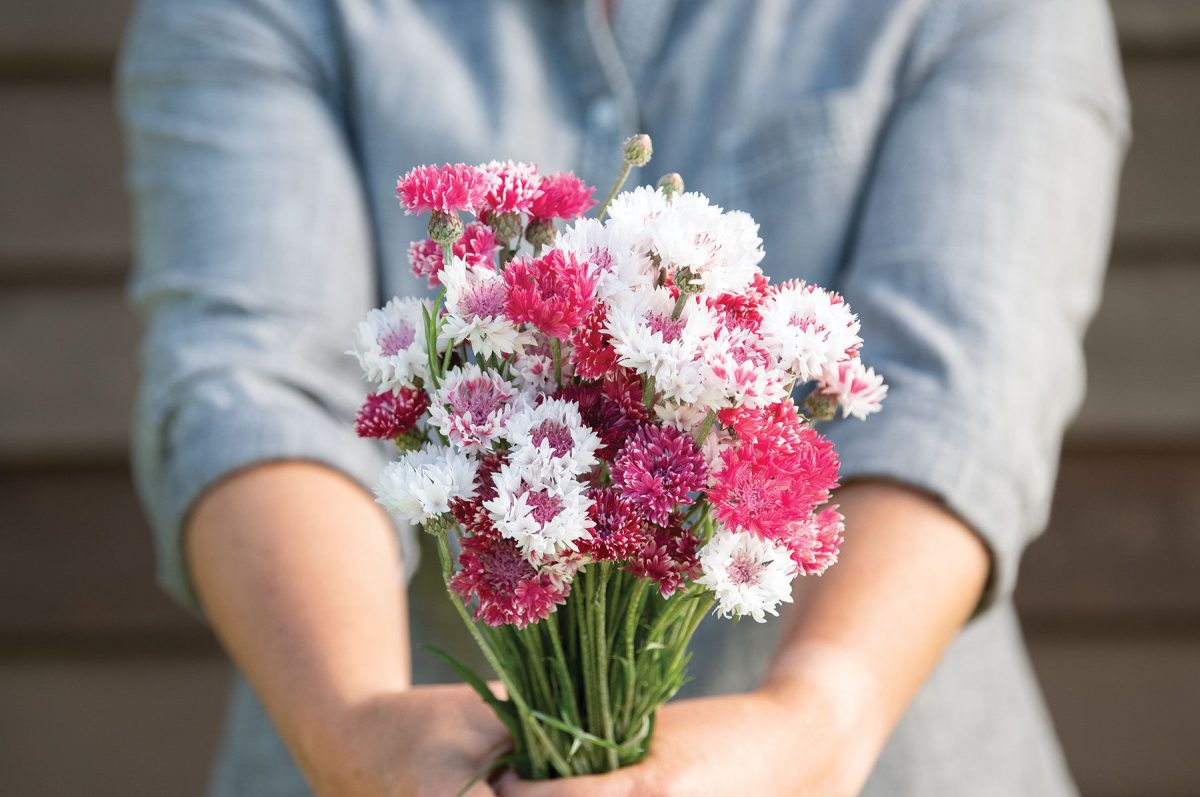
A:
118 0 1128 794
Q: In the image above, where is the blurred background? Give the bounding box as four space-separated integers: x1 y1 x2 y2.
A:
1 1 1198 795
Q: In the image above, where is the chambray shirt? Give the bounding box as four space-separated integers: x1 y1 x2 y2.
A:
118 1 1128 794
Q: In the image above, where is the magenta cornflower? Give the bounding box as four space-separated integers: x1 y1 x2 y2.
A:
503 249 597 339
354 387 430 440
530 171 596 220
627 519 701 597
580 488 648 562
396 163 494 215
611 425 707 525
450 533 568 628
555 381 646 461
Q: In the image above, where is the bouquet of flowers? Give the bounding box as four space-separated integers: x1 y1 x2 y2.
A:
350 135 886 787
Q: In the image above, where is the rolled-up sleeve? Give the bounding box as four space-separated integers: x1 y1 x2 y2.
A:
825 0 1130 611
118 0 409 614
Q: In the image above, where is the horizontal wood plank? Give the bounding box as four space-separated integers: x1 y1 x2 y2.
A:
0 655 229 797
1027 634 1200 797
0 85 129 279
1115 58 1200 249
2 54 1200 278
0 285 138 461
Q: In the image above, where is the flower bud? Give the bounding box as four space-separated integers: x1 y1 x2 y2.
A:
674 266 702 296
488 210 523 243
421 512 457 536
623 133 653 167
657 172 684 200
428 210 464 246
803 391 839 422
393 427 426 452
525 217 557 251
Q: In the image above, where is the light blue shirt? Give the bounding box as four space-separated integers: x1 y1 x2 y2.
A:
118 1 1128 793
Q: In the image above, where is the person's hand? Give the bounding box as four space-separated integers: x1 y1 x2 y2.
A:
496 668 878 797
298 682 511 797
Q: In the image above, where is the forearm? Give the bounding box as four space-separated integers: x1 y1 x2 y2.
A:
186 461 411 764
762 480 990 768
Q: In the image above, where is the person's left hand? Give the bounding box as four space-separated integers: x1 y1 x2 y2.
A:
495 676 875 797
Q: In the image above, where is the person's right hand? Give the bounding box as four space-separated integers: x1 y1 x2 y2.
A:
297 682 511 797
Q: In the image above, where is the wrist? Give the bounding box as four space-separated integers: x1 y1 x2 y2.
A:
758 641 890 781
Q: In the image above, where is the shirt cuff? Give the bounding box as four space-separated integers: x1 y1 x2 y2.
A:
132 370 418 616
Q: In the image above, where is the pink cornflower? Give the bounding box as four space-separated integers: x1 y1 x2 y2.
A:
503 249 597 339
481 160 542 215
354 387 430 440
628 519 701 597
580 488 648 562
570 305 621 380
530 172 596 220
450 533 569 628
396 163 495 215
409 222 500 288
708 407 840 541
783 505 845 576
611 424 707 525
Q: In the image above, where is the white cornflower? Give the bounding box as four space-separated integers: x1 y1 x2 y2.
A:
697 527 797 623
759 282 862 382
484 465 595 560
351 297 440 390
604 286 717 405
504 398 601 478
556 217 653 302
697 326 791 412
644 192 764 297
439 257 533 359
374 444 478 525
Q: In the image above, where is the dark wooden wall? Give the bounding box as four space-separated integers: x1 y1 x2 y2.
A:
1 2 1198 794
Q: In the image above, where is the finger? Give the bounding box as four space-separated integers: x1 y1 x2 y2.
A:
495 768 640 797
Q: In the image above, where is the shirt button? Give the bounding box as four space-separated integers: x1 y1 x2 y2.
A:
589 97 618 130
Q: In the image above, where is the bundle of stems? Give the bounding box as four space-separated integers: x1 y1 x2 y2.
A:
430 513 716 785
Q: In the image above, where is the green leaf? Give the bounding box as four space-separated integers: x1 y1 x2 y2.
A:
529 710 643 756
456 753 524 797
422 643 521 740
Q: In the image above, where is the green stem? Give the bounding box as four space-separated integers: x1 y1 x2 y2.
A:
641 375 656 412
551 336 563 387
545 613 582 728
671 290 690 320
620 578 651 732
595 161 632 221
594 564 619 770
435 535 571 778
692 409 717 446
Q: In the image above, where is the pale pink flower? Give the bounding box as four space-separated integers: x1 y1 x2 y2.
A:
428 364 519 450
408 222 500 288
481 160 542 215
759 281 862 382
818 359 888 420
783 506 845 576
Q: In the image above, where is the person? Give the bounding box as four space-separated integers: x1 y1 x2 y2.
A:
118 1 1128 794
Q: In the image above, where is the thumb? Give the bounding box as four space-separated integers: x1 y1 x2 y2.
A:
494 767 641 797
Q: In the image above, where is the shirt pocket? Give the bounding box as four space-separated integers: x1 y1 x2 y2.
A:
716 85 892 283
